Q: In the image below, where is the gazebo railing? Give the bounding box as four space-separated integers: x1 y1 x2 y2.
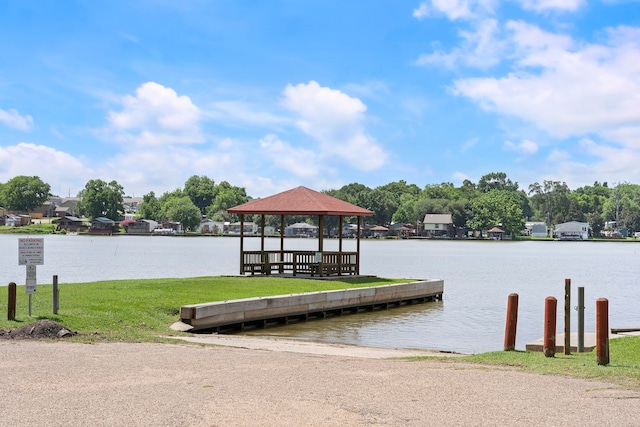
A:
241 250 358 276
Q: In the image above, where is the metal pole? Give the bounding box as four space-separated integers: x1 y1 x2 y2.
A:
53 275 59 315
503 293 519 351
28 294 32 317
577 286 585 352
544 296 557 358
564 278 571 355
8 282 17 321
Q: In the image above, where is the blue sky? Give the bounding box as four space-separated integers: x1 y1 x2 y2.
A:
1 1 639 198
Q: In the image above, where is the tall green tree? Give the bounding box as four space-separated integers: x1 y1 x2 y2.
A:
138 191 162 221
478 172 519 193
420 182 461 200
77 179 124 219
162 196 201 230
528 180 570 225
467 190 525 234
1 175 51 212
206 181 248 219
184 175 217 215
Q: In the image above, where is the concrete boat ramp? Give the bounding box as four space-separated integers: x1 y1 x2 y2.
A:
174 279 444 333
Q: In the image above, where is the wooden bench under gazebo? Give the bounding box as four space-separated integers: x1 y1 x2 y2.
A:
227 186 373 277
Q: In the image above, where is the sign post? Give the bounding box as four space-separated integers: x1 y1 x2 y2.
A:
18 238 44 316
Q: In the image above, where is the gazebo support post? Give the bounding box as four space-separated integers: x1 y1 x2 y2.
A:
356 216 361 275
260 214 267 273
280 215 285 261
338 216 343 275
239 214 245 275
318 215 325 276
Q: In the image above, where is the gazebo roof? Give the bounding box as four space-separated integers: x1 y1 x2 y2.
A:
227 186 373 216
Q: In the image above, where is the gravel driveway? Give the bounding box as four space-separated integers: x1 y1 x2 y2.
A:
1 338 638 426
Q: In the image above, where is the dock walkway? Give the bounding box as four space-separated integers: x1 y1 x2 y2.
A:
177 279 444 332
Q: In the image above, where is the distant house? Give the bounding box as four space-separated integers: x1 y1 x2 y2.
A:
525 222 548 238
122 197 143 214
342 223 359 238
54 198 80 217
257 225 276 236
127 219 158 234
56 216 87 233
154 221 184 235
423 214 454 238
554 221 589 240
227 222 257 235
30 201 56 219
285 222 318 237
198 219 224 235
90 217 118 235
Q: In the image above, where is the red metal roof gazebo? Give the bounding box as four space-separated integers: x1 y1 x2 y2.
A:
227 186 373 276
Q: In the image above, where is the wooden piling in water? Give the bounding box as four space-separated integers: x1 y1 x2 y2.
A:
596 298 609 366
544 296 557 358
504 293 518 351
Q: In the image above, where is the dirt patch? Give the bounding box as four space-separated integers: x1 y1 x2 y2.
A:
0 319 76 339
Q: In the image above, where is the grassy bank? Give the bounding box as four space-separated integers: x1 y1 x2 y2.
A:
0 275 406 341
460 337 640 390
0 223 57 234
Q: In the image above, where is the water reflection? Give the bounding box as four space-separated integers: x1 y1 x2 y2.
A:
241 300 445 349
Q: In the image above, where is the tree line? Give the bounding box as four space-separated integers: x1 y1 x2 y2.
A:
2 172 639 235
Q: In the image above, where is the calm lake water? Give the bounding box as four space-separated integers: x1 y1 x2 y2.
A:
1 234 638 354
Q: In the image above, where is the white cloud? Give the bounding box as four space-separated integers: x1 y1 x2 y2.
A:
413 0 497 22
0 143 92 195
543 139 640 188
413 2 430 19
107 82 203 146
416 18 504 69
453 24 640 147
259 134 319 178
282 81 387 170
208 100 288 127
517 0 585 12
504 139 538 154
0 109 34 131
453 171 471 182
547 149 570 162
431 0 475 20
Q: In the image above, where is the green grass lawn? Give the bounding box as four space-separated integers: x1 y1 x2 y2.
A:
2 275 638 391
452 336 640 390
0 275 407 342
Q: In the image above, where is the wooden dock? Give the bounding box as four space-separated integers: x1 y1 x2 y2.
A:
177 279 444 332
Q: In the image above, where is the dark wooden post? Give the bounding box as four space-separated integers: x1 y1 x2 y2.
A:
8 282 17 321
544 296 557 358
504 293 519 351
596 298 609 366
564 278 571 355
